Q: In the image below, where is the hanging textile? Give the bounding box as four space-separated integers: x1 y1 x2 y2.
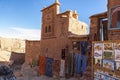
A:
81 55 87 73
74 53 81 74
45 57 54 77
53 60 60 77
60 59 65 77
65 53 74 76
39 56 46 75
65 53 71 76
80 41 88 55
70 53 74 76
74 54 87 75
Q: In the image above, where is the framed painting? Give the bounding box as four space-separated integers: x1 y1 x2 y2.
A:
114 42 120 50
94 58 102 67
115 50 120 61
94 51 103 59
94 43 103 51
94 72 101 79
102 59 115 70
94 78 99 80
103 51 114 60
104 43 113 51
108 5 120 30
116 61 120 71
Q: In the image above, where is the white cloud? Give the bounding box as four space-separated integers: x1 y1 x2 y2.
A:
0 27 41 40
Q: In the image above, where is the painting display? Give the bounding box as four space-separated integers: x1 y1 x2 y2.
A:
102 59 114 70
95 58 102 67
115 50 120 61
103 43 113 51
94 72 101 79
94 43 103 59
94 43 103 51
103 51 114 60
114 42 120 50
116 61 120 71
93 41 120 80
94 51 103 59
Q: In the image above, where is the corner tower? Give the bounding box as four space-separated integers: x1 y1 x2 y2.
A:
41 0 60 39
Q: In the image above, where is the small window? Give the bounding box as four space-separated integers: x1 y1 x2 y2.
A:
61 49 65 59
81 25 83 29
45 26 47 33
48 25 51 32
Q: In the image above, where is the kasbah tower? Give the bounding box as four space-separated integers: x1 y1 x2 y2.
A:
39 0 88 60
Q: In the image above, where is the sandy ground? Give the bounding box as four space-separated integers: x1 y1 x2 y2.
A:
17 75 79 80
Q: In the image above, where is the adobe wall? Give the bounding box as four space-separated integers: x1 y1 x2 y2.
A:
40 38 72 60
25 40 40 64
10 52 25 65
0 37 25 53
107 0 120 40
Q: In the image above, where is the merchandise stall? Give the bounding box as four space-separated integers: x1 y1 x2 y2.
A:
92 40 120 80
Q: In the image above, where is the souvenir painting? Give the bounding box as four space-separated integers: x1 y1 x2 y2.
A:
94 78 99 80
116 61 120 71
95 58 102 67
94 72 101 79
108 77 116 80
104 43 113 51
114 42 120 50
94 50 103 59
115 50 120 61
100 74 106 80
103 51 114 60
103 59 114 70
94 43 103 51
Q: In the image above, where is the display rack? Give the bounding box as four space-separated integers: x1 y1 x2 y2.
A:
92 40 120 80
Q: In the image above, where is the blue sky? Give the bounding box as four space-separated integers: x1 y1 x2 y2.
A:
0 0 107 40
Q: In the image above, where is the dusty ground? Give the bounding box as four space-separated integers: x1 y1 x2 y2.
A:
17 75 78 80
15 63 91 80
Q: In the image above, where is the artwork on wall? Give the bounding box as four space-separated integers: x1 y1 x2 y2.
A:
115 50 120 61
94 43 103 59
114 42 120 61
95 58 102 67
103 43 113 51
109 6 120 30
94 51 103 59
103 51 114 60
116 61 120 71
94 72 101 79
93 41 120 80
114 42 120 50
94 43 103 51
102 59 114 70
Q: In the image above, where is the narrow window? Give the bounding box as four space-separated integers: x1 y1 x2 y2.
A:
48 25 51 32
45 26 47 33
81 25 83 29
61 49 65 60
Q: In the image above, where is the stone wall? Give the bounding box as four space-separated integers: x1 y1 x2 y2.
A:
10 52 25 65
25 40 40 64
40 38 72 60
0 37 25 53
89 17 99 41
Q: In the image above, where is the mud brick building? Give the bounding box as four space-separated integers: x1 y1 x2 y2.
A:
25 0 88 64
90 0 120 41
39 0 88 60
25 40 40 64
